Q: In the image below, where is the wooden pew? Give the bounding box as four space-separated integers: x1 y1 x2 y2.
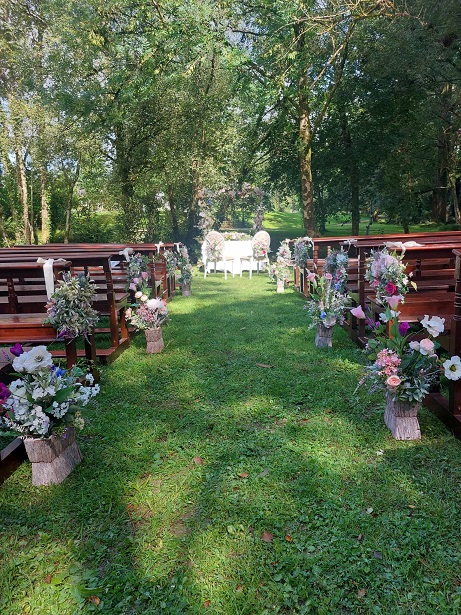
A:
0 252 129 364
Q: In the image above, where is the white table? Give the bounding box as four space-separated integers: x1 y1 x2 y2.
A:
202 240 263 276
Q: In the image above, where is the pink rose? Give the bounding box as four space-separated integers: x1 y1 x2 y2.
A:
385 282 397 295
133 277 139 284
129 283 137 291
325 273 333 280
351 306 366 319
386 295 403 309
419 338 435 355
135 291 143 299
386 375 401 389
141 271 148 279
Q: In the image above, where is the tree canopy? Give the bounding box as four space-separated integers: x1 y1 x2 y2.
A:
0 0 459 244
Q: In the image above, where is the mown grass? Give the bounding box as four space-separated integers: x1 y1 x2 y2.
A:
2 272 461 614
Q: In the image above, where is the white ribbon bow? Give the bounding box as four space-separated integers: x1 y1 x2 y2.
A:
118 248 133 262
174 242 181 252
155 242 164 254
36 258 67 299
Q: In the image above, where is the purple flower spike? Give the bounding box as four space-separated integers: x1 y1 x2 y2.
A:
10 343 24 357
398 322 410 336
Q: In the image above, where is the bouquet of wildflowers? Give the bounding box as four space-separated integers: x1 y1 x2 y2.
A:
163 250 178 276
293 237 313 268
126 252 150 295
353 300 461 403
365 248 410 305
253 237 270 258
45 273 98 341
126 297 169 330
324 248 349 292
205 236 223 261
269 240 292 282
176 246 193 285
304 271 350 328
0 344 99 437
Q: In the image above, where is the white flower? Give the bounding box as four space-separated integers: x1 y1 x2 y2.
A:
443 356 461 381
379 310 400 323
409 341 420 351
146 298 165 311
421 315 445 337
13 346 53 373
9 379 27 402
85 373 94 385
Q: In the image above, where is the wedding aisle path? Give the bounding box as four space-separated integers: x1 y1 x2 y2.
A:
2 273 461 614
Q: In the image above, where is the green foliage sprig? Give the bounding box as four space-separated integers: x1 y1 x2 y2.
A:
45 273 98 341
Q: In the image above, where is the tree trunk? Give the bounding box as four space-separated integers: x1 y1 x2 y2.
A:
431 85 451 223
40 167 50 244
299 84 316 236
14 140 32 244
64 160 80 244
168 183 179 241
341 114 360 235
453 177 461 225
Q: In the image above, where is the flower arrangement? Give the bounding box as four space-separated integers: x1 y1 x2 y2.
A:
269 240 292 282
293 237 313 268
177 246 193 286
324 248 349 292
45 273 99 341
354 302 461 403
304 272 350 328
253 237 270 259
205 236 223 262
163 250 177 276
126 297 169 331
0 344 99 437
365 248 410 305
222 231 251 241
126 252 150 295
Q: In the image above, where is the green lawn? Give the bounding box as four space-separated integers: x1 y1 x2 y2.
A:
263 212 460 251
2 272 461 614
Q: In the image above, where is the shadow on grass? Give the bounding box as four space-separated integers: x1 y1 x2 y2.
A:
2 274 461 614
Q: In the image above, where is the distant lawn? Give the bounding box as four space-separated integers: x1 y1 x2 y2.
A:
262 212 460 251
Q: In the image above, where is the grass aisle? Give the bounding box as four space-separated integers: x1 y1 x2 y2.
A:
2 273 461 614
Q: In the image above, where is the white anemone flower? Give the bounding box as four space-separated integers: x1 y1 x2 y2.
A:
13 346 53 373
421 315 445 337
146 298 165 311
443 356 461 381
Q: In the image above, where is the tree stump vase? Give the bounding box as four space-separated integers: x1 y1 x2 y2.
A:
145 327 164 353
315 323 334 348
276 279 285 293
23 427 82 486
384 392 422 440
181 282 191 297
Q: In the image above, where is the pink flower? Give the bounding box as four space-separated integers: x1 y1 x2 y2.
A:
129 283 137 291
141 271 148 280
307 271 316 282
419 338 435 355
351 306 366 319
385 282 397 295
386 375 401 389
386 295 403 309
325 273 333 280
371 280 380 288
133 277 140 284
135 291 143 299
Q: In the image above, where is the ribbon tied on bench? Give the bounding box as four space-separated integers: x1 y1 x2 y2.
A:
36 258 68 299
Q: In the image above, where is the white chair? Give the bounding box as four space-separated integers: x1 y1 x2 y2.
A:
203 231 235 280
240 231 271 279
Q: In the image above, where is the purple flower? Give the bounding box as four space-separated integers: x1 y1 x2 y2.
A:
0 382 11 405
10 343 24 357
398 322 410 336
